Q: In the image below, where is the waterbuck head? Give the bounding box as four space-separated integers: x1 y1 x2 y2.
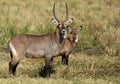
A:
51 2 73 39
67 26 82 43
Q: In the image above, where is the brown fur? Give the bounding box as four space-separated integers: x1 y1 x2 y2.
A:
60 26 82 65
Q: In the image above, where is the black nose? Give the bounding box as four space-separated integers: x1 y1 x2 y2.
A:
72 35 76 39
61 29 66 33
62 30 65 32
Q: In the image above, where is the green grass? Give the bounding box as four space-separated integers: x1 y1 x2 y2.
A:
0 0 120 84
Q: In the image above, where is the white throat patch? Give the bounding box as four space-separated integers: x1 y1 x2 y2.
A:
75 35 78 43
63 31 67 39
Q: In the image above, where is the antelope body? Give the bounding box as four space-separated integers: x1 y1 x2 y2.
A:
60 26 82 65
8 2 73 78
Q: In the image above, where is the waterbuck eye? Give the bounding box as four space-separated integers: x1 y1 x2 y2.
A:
58 24 62 28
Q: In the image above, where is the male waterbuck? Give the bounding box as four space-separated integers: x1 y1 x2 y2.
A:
60 26 82 65
8 2 73 78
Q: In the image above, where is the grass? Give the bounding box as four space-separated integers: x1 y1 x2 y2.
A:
0 52 119 84
0 0 120 84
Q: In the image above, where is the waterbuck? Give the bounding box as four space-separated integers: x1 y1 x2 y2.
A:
60 26 82 65
8 2 73 78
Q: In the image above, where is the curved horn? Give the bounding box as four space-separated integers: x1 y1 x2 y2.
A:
65 2 68 20
53 2 58 21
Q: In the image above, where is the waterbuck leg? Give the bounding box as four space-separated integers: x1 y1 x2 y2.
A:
50 58 53 68
62 54 69 65
65 54 69 65
9 56 20 76
62 54 66 64
45 58 52 78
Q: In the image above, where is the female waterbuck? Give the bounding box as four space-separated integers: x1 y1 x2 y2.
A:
8 2 73 78
60 26 82 65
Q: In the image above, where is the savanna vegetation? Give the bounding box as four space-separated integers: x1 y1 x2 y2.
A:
0 0 120 84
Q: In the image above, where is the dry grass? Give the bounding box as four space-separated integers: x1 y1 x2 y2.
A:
0 52 119 84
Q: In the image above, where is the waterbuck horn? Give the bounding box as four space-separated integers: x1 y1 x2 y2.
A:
65 2 68 20
53 2 58 21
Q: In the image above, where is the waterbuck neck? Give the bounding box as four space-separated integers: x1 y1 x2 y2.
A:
72 38 77 47
67 36 77 48
54 28 65 47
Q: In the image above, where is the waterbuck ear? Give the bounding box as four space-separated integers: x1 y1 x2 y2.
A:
51 18 59 25
65 18 73 26
77 26 82 31
67 26 72 33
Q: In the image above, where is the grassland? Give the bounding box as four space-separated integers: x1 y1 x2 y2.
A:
0 0 120 84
